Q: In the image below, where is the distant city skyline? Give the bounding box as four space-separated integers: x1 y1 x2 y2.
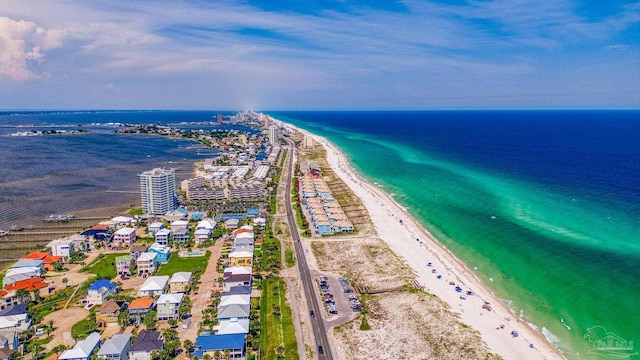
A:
1 1 638 110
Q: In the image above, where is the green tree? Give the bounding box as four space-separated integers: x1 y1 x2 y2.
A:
162 328 178 341
179 303 191 319
15 288 31 304
183 339 194 357
62 277 69 287
118 309 130 328
167 318 177 328
28 341 44 360
143 310 157 329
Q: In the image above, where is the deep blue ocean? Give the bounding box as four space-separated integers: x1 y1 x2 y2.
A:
270 110 640 359
0 110 638 358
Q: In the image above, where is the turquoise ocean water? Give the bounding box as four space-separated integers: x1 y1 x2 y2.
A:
272 111 640 360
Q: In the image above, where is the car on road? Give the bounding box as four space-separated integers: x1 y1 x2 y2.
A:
310 310 315 318
318 346 324 354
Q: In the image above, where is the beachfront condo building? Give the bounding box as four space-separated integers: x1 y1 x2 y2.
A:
139 168 176 215
268 126 278 144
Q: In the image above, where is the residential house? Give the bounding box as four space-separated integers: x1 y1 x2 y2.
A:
97 333 131 360
252 217 266 227
115 255 133 276
171 228 189 244
217 303 250 321
216 318 250 335
220 286 252 298
59 332 101 360
127 297 155 322
22 252 63 271
46 235 88 259
193 334 245 359
155 293 183 321
0 304 30 331
1 277 48 306
113 227 136 248
0 331 19 350
222 274 251 292
228 251 253 267
136 252 158 276
147 222 164 236
169 272 192 293
193 228 211 245
154 229 171 246
233 232 254 247
86 280 117 306
223 267 252 277
128 330 163 360
96 300 125 329
224 218 239 229
2 268 40 288
130 245 149 261
138 276 169 297
170 220 188 232
147 243 171 263
219 294 250 308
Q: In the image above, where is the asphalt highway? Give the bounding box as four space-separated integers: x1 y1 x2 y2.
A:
283 138 334 360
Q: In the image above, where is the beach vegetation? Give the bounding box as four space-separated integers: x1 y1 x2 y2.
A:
260 277 299 360
284 247 295 268
71 311 99 340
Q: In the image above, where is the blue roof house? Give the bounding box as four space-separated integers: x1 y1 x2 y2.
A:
86 279 117 306
194 334 245 359
147 243 171 263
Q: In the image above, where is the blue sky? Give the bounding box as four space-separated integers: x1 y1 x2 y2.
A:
1 0 638 110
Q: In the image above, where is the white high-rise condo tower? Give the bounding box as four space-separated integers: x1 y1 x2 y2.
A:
139 168 177 215
268 126 278 144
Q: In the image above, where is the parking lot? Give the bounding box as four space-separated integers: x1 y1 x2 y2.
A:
316 274 361 319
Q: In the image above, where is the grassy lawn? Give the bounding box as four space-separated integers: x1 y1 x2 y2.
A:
82 252 128 279
156 251 211 276
260 278 299 360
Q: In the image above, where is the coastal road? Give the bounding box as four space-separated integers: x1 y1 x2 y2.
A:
283 138 334 360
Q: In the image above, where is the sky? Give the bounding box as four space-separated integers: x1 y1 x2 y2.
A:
1 0 639 110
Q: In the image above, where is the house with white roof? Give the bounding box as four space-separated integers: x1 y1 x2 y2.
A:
97 333 131 360
194 228 211 244
252 217 266 227
219 294 250 307
138 276 169 297
147 222 164 235
216 318 250 335
136 252 158 276
196 218 216 231
0 304 30 331
223 266 252 276
156 293 184 320
59 332 101 360
169 272 192 293
170 220 188 232
234 232 254 247
154 228 172 246
112 216 135 225
113 227 136 247
46 235 87 259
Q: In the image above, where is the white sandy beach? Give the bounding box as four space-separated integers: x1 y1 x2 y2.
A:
291 125 566 360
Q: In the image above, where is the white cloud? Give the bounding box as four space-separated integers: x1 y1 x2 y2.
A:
0 16 65 81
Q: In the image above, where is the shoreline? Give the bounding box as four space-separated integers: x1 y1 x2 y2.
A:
287 124 566 360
